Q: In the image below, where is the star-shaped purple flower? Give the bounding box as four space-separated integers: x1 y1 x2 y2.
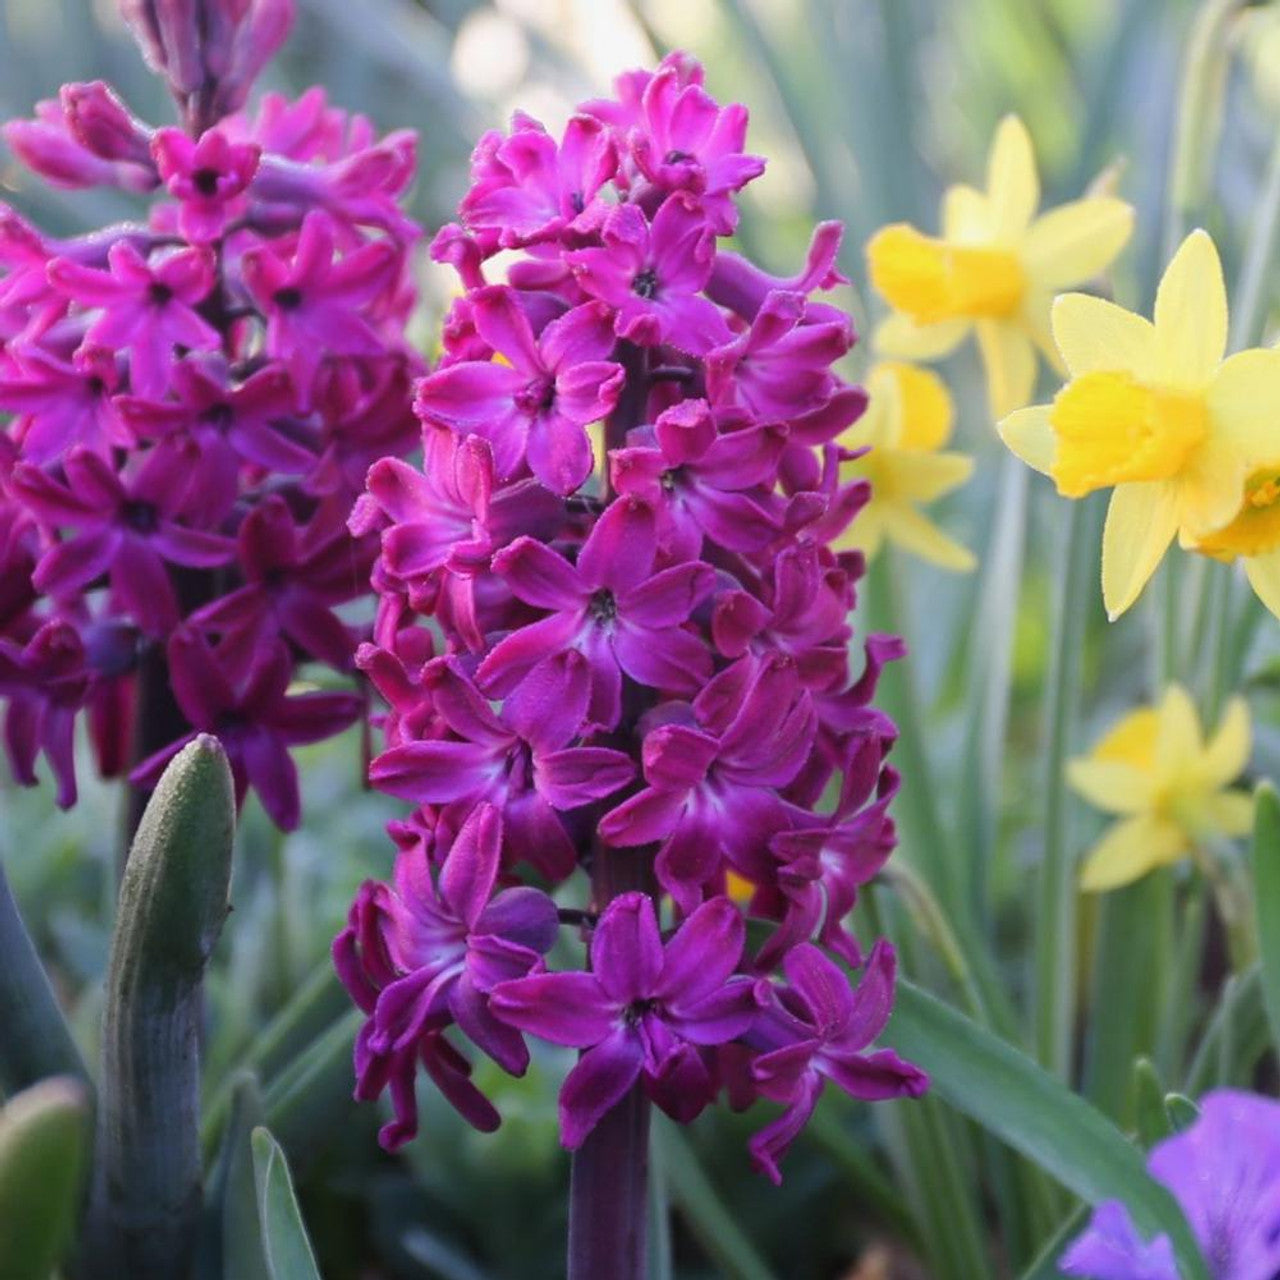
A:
491 892 764 1146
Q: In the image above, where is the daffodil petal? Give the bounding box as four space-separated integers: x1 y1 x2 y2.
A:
1155 683 1203 773
837 505 885 560
1022 289 1065 375
882 504 976 572
1204 694 1251 788
1080 815 1187 891
1206 348 1280 461
1174 436 1249 540
1152 229 1227 389
1050 293 1157 379
899 450 974 503
1201 790 1255 837
1245 551 1280 620
1092 707 1159 767
999 405 1055 475
1101 482 1179 620
1022 197 1135 289
986 115 1039 241
1066 758 1153 814
874 313 970 361
976 319 1038 418
942 183 993 243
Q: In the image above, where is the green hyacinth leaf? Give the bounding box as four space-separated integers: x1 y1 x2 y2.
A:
1250 782 1280 1053
251 1127 322 1280
0 1076 92 1280
886 981 1209 1280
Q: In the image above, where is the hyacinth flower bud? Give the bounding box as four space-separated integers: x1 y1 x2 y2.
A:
60 82 155 168
118 0 295 132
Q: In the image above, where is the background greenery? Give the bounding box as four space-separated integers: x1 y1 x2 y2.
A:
4 0 1280 1276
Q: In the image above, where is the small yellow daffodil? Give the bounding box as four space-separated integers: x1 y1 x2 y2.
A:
1194 468 1280 620
866 115 1133 419
836 362 975 571
1068 684 1253 892
1000 230 1280 619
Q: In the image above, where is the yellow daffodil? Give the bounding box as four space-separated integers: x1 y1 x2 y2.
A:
836 361 975 571
1194 468 1280 620
1000 230 1280 619
1068 684 1252 892
866 115 1133 419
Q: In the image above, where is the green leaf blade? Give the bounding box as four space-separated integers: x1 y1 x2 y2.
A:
886 981 1209 1280
251 1126 322 1280
1251 782 1280 1053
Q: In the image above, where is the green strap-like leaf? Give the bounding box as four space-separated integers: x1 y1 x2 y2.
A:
0 1076 91 1280
251 1126 322 1280
1251 783 1280 1053
885 980 1209 1280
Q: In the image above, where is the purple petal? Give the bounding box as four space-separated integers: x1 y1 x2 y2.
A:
558 1028 645 1150
439 801 502 926
489 971 617 1047
657 896 746 1006
1060 1202 1179 1280
537 745 635 809
591 891 663 1005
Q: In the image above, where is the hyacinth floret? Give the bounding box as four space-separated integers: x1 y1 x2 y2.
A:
0 0 422 826
336 51 927 1180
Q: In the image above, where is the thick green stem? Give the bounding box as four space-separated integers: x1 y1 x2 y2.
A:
82 735 235 1280
1032 498 1096 1078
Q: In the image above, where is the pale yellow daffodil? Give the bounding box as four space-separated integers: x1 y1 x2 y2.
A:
866 115 1134 419
1068 684 1253 892
1000 230 1280 619
836 362 975 571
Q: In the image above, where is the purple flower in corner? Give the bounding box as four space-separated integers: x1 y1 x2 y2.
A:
1062 1089 1280 1280
490 892 764 1147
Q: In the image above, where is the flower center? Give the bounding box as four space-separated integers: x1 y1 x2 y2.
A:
867 224 1025 324
515 376 556 415
192 167 220 197
148 281 173 306
1047 371 1208 498
623 997 657 1025
588 588 617 623
120 500 159 534
1197 467 1280 559
632 267 659 299
274 286 303 311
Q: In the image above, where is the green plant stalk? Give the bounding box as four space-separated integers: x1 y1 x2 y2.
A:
1083 874 1173 1125
656 1120 776 1280
1032 498 1094 1078
1162 0 1245 263
0 857 88 1096
201 961 349 1157
957 455 1029 922
1251 784 1280 1054
863 889 991 1279
81 735 235 1280
1184 963 1267 1095
866 551 1018 1039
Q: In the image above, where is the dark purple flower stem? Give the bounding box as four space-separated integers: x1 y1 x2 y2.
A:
568 346 656 1280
